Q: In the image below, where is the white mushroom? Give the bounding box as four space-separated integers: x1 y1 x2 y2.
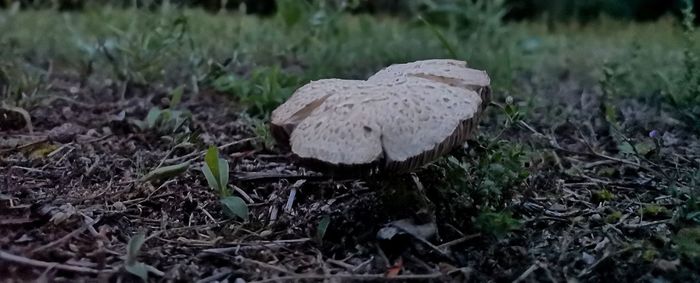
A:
270 59 491 172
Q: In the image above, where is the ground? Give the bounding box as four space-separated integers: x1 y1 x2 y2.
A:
1 4 700 283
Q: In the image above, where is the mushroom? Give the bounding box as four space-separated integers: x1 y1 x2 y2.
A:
270 59 490 173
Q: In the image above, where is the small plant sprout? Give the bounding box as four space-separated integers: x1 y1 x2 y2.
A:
132 86 192 135
201 145 249 221
474 211 521 239
123 232 155 282
316 215 331 243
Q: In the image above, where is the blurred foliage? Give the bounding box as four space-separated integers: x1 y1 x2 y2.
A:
207 65 300 117
4 0 700 23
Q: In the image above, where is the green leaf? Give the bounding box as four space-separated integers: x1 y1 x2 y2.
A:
634 141 655 156
218 158 229 192
124 232 149 281
204 146 220 181
201 163 219 192
220 196 249 221
618 141 655 156
140 162 190 183
169 85 184 109
316 215 331 242
145 107 162 129
125 262 149 282
617 142 635 155
126 232 146 265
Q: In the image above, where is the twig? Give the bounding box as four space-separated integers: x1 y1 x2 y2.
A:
234 255 295 275
195 270 232 283
10 166 45 173
146 265 165 277
390 223 453 260
622 219 671 229
201 238 311 254
326 258 356 271
199 206 218 225
30 226 88 254
165 137 258 164
513 262 540 282
233 185 255 204
436 233 481 250
233 172 327 183
0 250 114 274
249 272 446 283
352 256 374 273
578 246 635 278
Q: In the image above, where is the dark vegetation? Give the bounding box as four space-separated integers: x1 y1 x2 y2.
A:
5 0 700 22
1 0 699 282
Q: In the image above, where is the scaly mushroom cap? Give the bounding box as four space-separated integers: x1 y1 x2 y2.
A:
270 59 491 173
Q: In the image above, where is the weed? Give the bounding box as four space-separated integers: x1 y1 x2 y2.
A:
642 248 659 262
473 211 521 239
665 167 700 228
131 87 191 135
434 137 529 210
201 146 249 221
316 215 331 243
660 0 700 132
124 232 150 282
673 227 700 260
600 59 633 99
593 189 616 203
440 97 529 208
642 204 670 218
419 0 518 92
606 210 623 223
96 14 191 84
0 61 47 107
209 65 300 117
252 117 275 150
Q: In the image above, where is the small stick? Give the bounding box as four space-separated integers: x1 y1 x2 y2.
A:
437 233 481 250
232 185 255 204
249 272 445 283
622 219 671 229
578 247 635 278
30 226 88 254
0 250 114 274
352 256 374 273
237 255 295 275
201 238 311 254
165 137 258 164
513 262 540 282
326 258 356 271
284 187 297 212
196 270 232 283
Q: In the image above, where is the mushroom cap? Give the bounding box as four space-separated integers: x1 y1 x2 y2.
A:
270 79 359 149
270 59 491 173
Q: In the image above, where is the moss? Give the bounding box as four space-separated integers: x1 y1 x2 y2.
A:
605 211 623 223
593 189 616 203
